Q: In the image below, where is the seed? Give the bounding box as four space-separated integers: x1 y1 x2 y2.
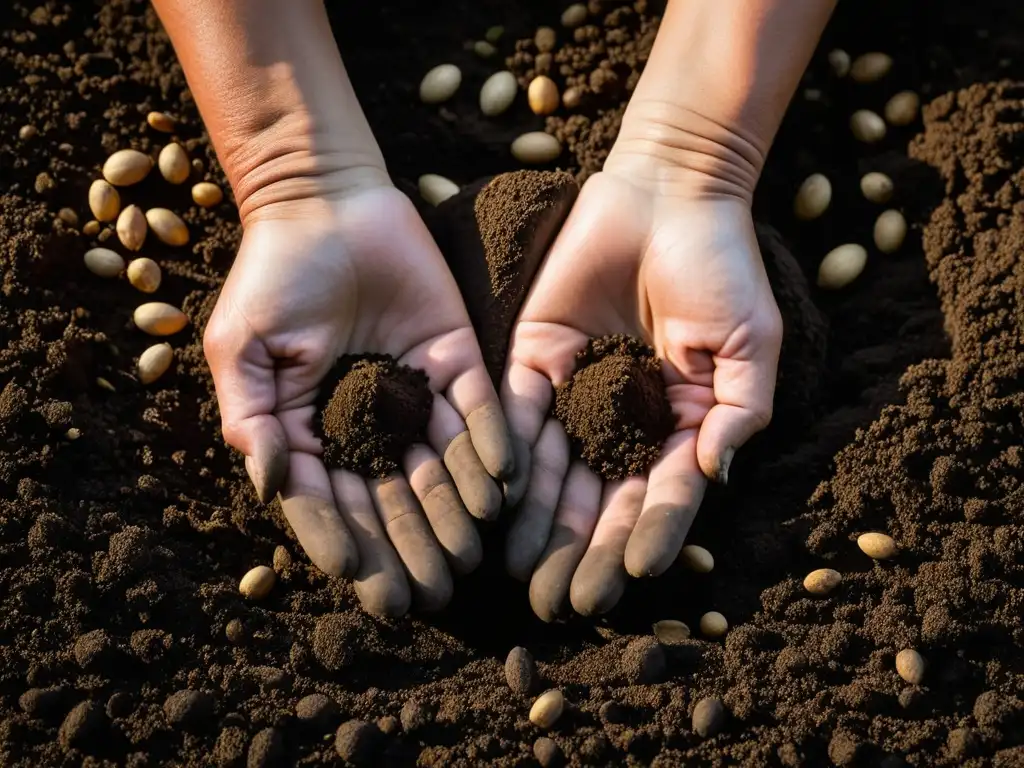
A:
505 646 537 695
860 172 894 203
116 204 147 251
191 182 223 208
19 125 37 140
885 90 920 127
529 690 564 728
158 143 190 185
418 174 460 207
803 567 843 595
83 247 125 278
850 110 886 143
96 377 116 392
561 3 588 27
535 27 556 53
191 158 204 175
146 111 175 133
485 25 504 44
479 71 518 117
473 40 497 58
127 257 162 293
239 565 276 600
817 244 867 290
102 148 153 186
83 220 100 237
692 697 727 738
793 173 832 221
850 52 893 83
134 302 188 336
97 228 113 243
700 611 729 638
828 49 850 77
145 208 189 246
653 620 691 644
528 76 560 116
66 428 81 440
58 208 79 227
857 532 899 560
419 64 462 104
679 544 714 573
511 132 562 164
138 343 174 384
88 179 121 222
873 210 908 254
562 87 581 110
895 648 926 684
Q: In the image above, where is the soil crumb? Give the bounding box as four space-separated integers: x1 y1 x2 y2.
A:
554 334 674 480
314 354 432 478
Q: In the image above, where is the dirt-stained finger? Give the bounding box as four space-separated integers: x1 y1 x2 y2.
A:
443 431 502 521
465 403 514 480
502 434 531 508
245 420 289 503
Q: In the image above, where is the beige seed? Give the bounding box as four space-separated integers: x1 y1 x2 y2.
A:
58 208 79 227
134 302 188 336
850 52 893 83
127 257 162 293
19 124 37 141
158 143 190 185
884 90 920 127
793 173 832 221
828 49 851 78
473 40 497 58
480 71 518 117
239 565 276 600
88 179 121 222
191 182 223 208
817 244 867 290
562 87 581 110
803 568 843 595
860 172 894 204
116 204 147 251
534 26 556 53
895 648 926 684
699 611 729 638
857 532 899 560
418 174 460 207
679 544 715 573
97 228 113 243
561 3 588 28
96 377 116 392
83 220 101 237
511 132 562 164
83 247 125 278
528 76 560 116
692 697 727 738
66 427 81 440
102 148 153 186
652 620 691 644
485 25 504 44
529 690 564 728
146 111 175 133
873 209 908 254
419 64 462 104
138 343 174 385
145 208 189 246
850 110 886 143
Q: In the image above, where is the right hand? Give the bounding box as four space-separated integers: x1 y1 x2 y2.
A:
204 174 515 617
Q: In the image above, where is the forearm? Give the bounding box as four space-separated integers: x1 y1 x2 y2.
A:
151 0 388 220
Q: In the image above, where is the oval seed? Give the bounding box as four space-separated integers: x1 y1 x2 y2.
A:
511 132 562 164
419 64 462 104
528 76 560 116
83 248 125 278
239 565 276 600
562 87 581 110
134 302 188 336
58 208 79 227
88 179 121 222
818 244 867 290
860 172 894 204
803 568 843 595
116 204 147 251
473 40 497 58
191 182 223 208
147 111 175 133
895 649 926 684
793 173 832 221
653 620 691 645
692 697 727 738
873 210 908 254
127 257 162 294
505 646 537 696
158 143 190 185
561 3 588 28
857 532 899 560
850 110 887 143
480 71 518 117
850 52 893 83
884 91 920 127
679 544 714 573
828 49 850 77
145 208 189 246
418 174 460 207
529 690 564 729
83 220 101 237
700 611 729 638
103 148 153 186
138 343 174 385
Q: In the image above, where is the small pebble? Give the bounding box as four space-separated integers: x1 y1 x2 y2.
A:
692 697 727 738
529 690 565 728
505 646 537 695
857 532 899 559
895 648 926 684
147 111 175 133
679 544 714 573
652 619 691 644
239 565 276 600
817 245 867 290
884 91 920 126
793 173 832 220
850 52 893 83
803 567 843 595
419 64 462 104
850 109 886 143
828 49 850 77
861 172 894 203
335 720 381 764
700 611 729 638
511 132 562 164
534 736 564 767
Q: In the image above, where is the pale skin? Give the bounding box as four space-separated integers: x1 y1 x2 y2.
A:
150 0 836 619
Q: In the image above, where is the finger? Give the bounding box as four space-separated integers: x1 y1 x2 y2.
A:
329 469 411 617
505 419 571 581
278 452 359 578
404 444 482 576
427 396 502 521
369 475 454 612
569 477 647 617
624 431 707 578
502 434 532 508
499 360 553 489
528 462 602 623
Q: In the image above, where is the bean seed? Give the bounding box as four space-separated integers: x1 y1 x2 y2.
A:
127 257 162 293
116 205 147 251
803 567 843 595
191 182 223 208
857 532 899 560
850 52 893 83
884 91 920 127
692 697 727 738
850 110 886 143
88 179 121 222
817 244 867 290
239 565 276 600
529 690 564 728
653 620 691 644
420 64 462 104
505 646 537 695
134 302 188 336
828 49 850 77
66 428 81 440
158 143 190 185
873 209 907 254
485 25 504 44
679 544 714 573
474 40 497 58
418 174 460 207
97 228 113 243
145 208 189 246
562 87 581 110
83 220 100 237
147 111 175 133
19 125 37 140
700 611 729 638
103 149 153 186
138 343 173 385
895 648 925 684
793 173 832 221
528 76 560 116
480 71 518 117
561 3 588 28
83 247 124 278
511 132 562 164
860 172 894 204
58 208 79 226
535 27 556 53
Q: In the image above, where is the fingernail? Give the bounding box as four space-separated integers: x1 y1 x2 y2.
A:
718 447 735 485
245 455 270 504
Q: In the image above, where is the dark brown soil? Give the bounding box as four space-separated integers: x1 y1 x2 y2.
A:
3 0 1024 766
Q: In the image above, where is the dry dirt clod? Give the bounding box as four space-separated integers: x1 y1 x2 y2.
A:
534 26 556 52
138 343 174 385
817 244 867 290
850 51 893 83
335 720 381 764
116 205 147 251
653 619 691 644
419 63 462 104
692 697 727 738
679 544 714 572
272 546 292 572
88 179 121 222
700 611 729 638
850 110 887 143
857 532 899 559
84 247 125 278
793 173 832 220
158 143 190 185
134 302 188 336
896 649 926 684
529 690 564 728
103 148 153 186
147 111 175 133
861 172 894 203
505 646 537 695
239 565 276 600
512 132 562 164
874 210 908 254
803 567 843 595
225 619 246 644
828 49 851 77
191 182 223 208
885 90 920 126
145 208 189 246
127 257 161 293
528 76 560 116
480 70 518 117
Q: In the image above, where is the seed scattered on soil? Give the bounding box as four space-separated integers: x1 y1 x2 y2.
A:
158 143 190 185
84 247 124 278
529 690 564 728
145 208 189 246
817 244 867 290
505 646 538 695
418 174 460 206
58 207 78 226
239 565 275 600
419 63 462 104
83 220 100 236
620 636 667 684
561 3 587 27
511 131 562 164
116 204 147 251
850 109 887 143
562 87 581 110
700 611 729 638
653 620 691 644
885 90 920 126
860 172 894 203
191 182 223 208
485 25 504 44
480 70 517 117
224 619 245 644
146 111 175 132
679 544 715 573
138 343 173 385
874 209 908 254
335 720 382 764
896 648 926 684
163 689 214 729
134 302 188 336
850 51 893 83
18 124 37 140
58 700 105 750
534 26 556 52
127 257 161 293
828 49 851 77
793 173 831 220
692 697 727 738
528 76 559 115
857 531 899 559
803 568 843 595
534 736 564 767
103 148 152 186
473 40 496 58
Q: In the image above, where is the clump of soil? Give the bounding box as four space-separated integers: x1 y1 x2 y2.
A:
554 334 674 480
314 354 432 478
